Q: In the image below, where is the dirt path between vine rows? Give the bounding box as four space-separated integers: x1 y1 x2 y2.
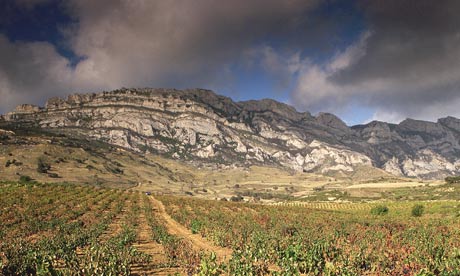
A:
97 199 131 242
131 199 180 276
150 196 233 263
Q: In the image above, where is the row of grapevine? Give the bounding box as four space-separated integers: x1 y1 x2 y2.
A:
0 182 147 274
159 195 460 275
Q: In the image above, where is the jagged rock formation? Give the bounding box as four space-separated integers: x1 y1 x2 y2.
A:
1 88 459 179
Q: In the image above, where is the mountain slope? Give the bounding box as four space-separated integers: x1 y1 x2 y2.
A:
1 88 459 179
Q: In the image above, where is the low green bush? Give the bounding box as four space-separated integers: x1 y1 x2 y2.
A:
411 204 425 217
19 175 32 182
370 205 389 215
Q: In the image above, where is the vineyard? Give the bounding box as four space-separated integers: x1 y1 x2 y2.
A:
0 181 186 275
160 196 460 275
2 181 460 275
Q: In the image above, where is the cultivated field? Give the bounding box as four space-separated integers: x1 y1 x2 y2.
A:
2 180 460 275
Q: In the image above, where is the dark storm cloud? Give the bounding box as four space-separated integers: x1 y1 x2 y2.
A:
294 0 460 122
334 0 460 85
1 0 330 113
2 0 459 123
63 0 324 88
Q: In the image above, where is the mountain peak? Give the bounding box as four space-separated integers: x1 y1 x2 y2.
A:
238 99 309 121
438 116 460 131
315 112 349 131
2 87 460 179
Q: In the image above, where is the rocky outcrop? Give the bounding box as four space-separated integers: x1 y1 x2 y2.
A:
2 87 460 179
352 118 460 178
439 116 460 132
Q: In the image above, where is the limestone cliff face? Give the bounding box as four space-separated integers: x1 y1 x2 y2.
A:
2 88 460 179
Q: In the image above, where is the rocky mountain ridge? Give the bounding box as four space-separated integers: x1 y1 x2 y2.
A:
1 88 459 179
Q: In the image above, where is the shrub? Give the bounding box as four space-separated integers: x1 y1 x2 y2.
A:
371 205 389 215
48 173 60 178
37 157 51 173
313 186 325 192
19 175 32 182
230 195 244 202
411 204 425 217
56 157 65 163
0 134 9 141
6 159 22 167
5 160 12 167
190 219 202 234
445 176 460 184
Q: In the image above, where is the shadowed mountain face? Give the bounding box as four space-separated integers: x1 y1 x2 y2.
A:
1 88 459 179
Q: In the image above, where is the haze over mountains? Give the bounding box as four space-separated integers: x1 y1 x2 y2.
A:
1 88 460 179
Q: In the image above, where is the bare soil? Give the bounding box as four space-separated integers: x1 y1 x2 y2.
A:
131 202 180 276
150 196 233 263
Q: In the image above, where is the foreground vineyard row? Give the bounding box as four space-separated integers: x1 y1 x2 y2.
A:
0 182 199 275
3 181 460 275
0 182 251 275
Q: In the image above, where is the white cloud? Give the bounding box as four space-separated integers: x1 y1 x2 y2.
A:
366 110 405 124
0 35 71 110
0 34 111 112
290 31 372 114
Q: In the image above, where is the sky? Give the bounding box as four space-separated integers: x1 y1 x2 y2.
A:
1 0 460 125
